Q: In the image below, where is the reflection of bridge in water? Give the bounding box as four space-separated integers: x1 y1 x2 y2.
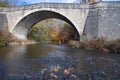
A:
0 1 120 40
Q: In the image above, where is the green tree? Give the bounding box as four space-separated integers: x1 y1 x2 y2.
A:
0 0 9 7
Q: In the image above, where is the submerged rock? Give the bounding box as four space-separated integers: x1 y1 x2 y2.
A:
7 40 40 45
68 40 80 48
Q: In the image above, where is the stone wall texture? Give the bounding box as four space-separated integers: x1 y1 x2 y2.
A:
0 14 8 33
82 1 120 40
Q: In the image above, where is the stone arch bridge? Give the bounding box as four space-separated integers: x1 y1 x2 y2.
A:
0 1 120 40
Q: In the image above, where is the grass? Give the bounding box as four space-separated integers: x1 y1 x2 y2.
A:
0 32 7 46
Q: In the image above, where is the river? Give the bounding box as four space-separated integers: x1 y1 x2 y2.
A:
0 43 120 80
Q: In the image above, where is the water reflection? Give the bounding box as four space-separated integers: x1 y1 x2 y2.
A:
0 44 119 80
0 45 26 79
6 45 26 76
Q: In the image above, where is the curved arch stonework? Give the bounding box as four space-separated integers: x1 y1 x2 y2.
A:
12 10 81 39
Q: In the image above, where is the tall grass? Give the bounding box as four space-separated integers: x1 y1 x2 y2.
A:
79 37 120 54
80 37 108 50
106 39 120 54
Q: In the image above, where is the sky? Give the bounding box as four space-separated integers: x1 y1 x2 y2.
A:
20 0 120 4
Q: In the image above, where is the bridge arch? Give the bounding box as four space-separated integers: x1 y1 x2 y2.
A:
13 10 80 40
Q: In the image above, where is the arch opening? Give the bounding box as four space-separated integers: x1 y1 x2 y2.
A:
13 10 80 43
27 18 79 43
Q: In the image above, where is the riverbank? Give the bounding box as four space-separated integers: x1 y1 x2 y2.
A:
0 36 6 46
0 32 120 54
7 40 40 45
0 31 40 46
68 38 120 54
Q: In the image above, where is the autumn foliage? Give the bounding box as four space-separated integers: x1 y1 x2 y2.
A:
49 30 66 43
28 19 78 44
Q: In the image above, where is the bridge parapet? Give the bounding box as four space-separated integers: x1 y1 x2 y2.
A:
0 3 89 12
0 2 120 12
89 1 120 9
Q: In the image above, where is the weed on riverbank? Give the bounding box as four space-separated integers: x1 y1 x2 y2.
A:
69 37 120 54
106 39 120 54
79 37 120 54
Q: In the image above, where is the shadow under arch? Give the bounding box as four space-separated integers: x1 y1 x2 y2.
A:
13 10 80 40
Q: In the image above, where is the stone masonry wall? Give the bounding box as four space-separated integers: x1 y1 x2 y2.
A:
82 8 99 39
98 3 120 40
0 14 8 33
82 1 120 40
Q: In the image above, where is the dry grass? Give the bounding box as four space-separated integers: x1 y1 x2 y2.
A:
79 37 120 54
106 39 120 54
81 37 108 50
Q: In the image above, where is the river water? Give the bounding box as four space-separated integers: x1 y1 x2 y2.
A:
0 43 120 80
